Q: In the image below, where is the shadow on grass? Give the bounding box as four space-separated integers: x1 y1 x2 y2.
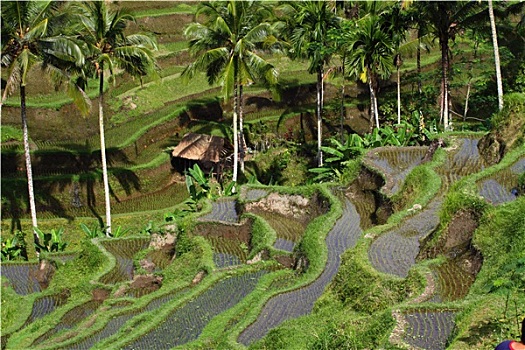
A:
1 142 141 228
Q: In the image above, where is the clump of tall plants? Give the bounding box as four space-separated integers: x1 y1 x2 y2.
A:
310 114 435 183
1 231 27 261
34 227 67 253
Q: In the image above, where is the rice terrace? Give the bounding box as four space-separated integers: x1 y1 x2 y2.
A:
1 1 525 349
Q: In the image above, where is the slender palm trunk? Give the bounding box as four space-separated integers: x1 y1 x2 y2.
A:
20 85 39 251
368 75 379 130
489 0 504 111
374 85 379 129
316 68 323 167
368 78 375 130
232 82 239 193
239 84 245 173
340 55 346 142
396 55 401 124
417 36 422 94
440 32 450 131
98 68 112 236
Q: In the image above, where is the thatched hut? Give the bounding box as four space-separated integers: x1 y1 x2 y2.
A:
170 133 231 177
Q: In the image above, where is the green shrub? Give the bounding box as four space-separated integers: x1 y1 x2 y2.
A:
490 92 525 130
175 229 195 256
80 223 105 239
473 199 525 296
247 213 276 258
0 231 27 261
518 172 525 194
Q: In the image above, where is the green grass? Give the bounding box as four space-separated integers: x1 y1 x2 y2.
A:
2 78 102 109
1 125 23 143
133 3 196 17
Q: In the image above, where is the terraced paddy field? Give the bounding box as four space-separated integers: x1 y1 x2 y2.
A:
238 198 362 345
2 138 524 350
477 157 525 204
2 2 524 349
364 146 428 196
402 309 457 350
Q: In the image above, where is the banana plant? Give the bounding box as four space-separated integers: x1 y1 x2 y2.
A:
309 135 364 182
1 236 22 261
110 225 130 238
34 228 67 253
80 223 104 239
185 164 214 202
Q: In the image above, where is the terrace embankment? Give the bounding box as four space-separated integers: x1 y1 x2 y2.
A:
418 208 483 278
345 166 393 230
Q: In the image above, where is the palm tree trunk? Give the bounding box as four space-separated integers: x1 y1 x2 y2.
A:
316 68 323 167
98 68 112 236
340 54 346 142
488 0 504 111
239 84 245 173
440 32 451 131
397 55 401 124
20 84 39 252
417 36 422 94
374 87 380 130
368 75 379 130
232 81 239 193
368 77 375 130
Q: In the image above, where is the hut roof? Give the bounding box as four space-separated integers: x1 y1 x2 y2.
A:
171 133 225 163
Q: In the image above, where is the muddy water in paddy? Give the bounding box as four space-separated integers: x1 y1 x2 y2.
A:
364 146 428 196
238 198 362 345
59 290 190 350
192 215 252 267
1 263 43 295
477 157 525 204
245 191 329 253
123 270 268 350
99 238 150 284
32 299 103 347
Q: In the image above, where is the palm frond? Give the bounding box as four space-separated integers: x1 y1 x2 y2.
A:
40 36 85 67
18 49 38 86
221 56 236 100
67 79 92 116
1 64 21 102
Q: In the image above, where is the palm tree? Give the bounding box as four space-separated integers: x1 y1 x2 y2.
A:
417 1 483 131
72 1 157 235
347 15 394 130
328 20 355 142
183 1 279 187
1 1 84 251
279 1 340 167
488 0 504 111
385 3 410 125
